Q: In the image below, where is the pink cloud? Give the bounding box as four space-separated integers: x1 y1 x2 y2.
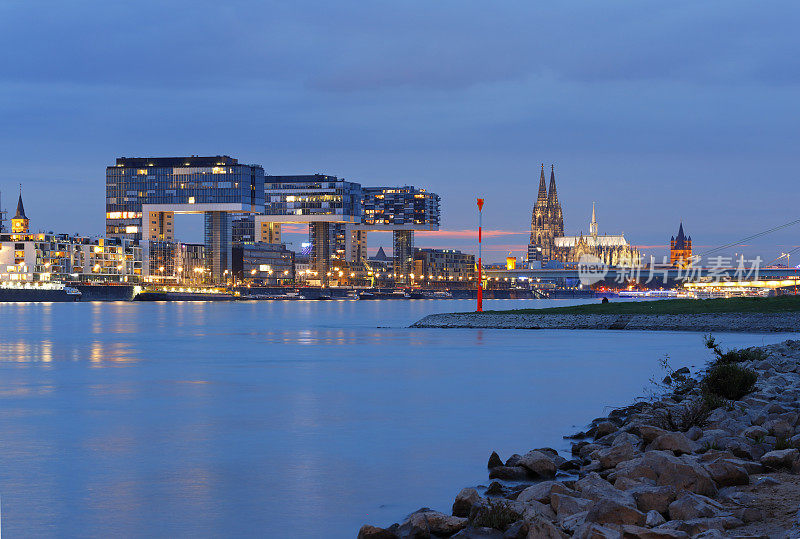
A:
416 229 526 238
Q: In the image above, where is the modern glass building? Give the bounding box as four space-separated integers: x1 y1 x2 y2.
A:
361 186 441 281
263 174 362 221
106 156 264 282
361 186 440 228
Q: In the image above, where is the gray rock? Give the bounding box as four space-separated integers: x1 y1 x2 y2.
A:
648 433 693 456
557 510 588 534
611 451 718 497
621 524 688 537
630 485 677 514
764 419 794 439
525 520 568 538
733 506 764 523
594 421 618 438
636 425 669 444
576 472 636 508
502 521 527 539
453 488 482 518
592 442 639 469
516 480 572 505
517 450 556 478
585 498 646 526
667 493 727 521
572 522 620 538
702 459 749 486
760 448 799 468
686 426 703 441
489 466 529 480
742 425 768 439
488 451 503 469
645 510 667 527
418 511 468 536
753 475 780 487
358 524 398 539
551 493 592 517
451 527 504 539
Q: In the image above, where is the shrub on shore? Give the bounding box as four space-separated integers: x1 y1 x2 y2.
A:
702 362 757 401
704 334 768 364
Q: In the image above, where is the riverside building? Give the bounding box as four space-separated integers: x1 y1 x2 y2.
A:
1 192 143 282
106 155 264 282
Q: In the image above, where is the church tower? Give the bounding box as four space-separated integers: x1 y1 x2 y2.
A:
590 202 598 237
11 190 29 234
670 222 692 268
528 164 564 263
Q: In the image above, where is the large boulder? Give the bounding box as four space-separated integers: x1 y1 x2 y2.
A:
592 442 639 469
516 481 573 505
760 448 799 469
636 425 669 444
358 525 398 539
629 485 677 514
764 419 794 439
667 493 727 521
418 512 468 536
621 525 688 538
585 498 646 527
453 488 482 518
648 433 694 456
575 472 636 508
525 521 568 538
742 425 768 440
701 459 749 487
517 450 556 478
488 451 503 469
594 421 619 438
451 527 504 538
645 510 666 527
612 451 718 497
572 522 620 538
551 493 593 517
489 466 528 481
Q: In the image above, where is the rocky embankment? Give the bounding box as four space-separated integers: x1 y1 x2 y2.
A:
412 312 800 333
358 339 800 538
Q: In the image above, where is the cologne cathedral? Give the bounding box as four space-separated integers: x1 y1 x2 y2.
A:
527 165 640 266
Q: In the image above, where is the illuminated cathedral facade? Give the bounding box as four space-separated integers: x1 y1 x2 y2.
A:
527 165 640 266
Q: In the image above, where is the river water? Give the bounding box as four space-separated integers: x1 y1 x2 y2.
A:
0 299 794 537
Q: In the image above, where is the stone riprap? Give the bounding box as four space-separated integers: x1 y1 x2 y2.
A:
358 340 800 538
412 312 800 333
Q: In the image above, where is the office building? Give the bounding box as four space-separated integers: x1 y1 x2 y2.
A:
106 155 264 282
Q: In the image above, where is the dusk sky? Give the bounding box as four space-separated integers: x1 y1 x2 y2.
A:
2 1 798 263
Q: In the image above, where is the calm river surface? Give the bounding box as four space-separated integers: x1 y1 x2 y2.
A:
0 299 794 537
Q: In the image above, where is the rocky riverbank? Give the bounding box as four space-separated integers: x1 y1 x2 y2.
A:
358 339 800 538
412 312 800 333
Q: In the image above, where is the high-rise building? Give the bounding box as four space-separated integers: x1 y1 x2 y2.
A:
106 156 264 282
670 223 692 268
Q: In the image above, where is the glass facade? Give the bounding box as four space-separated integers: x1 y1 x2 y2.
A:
264 175 361 220
362 187 440 228
106 156 265 240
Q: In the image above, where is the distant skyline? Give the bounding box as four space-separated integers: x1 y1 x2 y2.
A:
2 1 799 263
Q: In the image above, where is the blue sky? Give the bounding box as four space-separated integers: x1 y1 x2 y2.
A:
1 1 798 263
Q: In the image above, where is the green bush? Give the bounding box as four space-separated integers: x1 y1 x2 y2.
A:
704 335 768 364
470 499 519 531
703 363 757 400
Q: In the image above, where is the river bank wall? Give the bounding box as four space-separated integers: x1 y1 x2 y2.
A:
412 312 800 333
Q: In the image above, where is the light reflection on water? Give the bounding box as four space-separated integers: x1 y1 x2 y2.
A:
0 299 794 538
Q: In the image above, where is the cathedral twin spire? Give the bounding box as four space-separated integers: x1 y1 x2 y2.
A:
529 164 564 262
